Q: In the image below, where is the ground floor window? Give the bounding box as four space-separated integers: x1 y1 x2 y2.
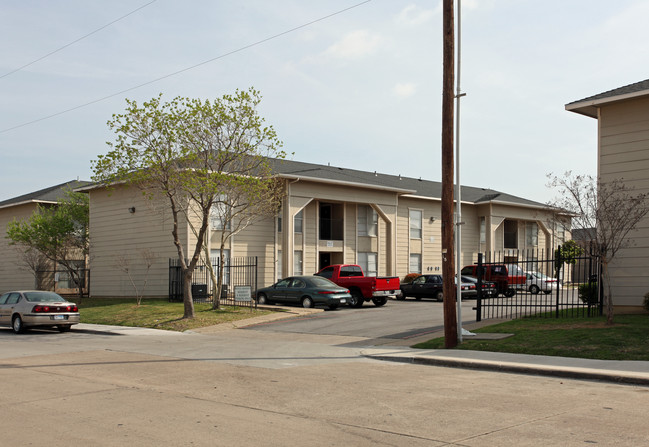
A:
409 254 421 274
294 250 303 275
358 252 377 276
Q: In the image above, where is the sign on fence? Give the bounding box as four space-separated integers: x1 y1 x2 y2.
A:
234 286 252 302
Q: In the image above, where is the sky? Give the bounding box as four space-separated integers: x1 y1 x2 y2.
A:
1 0 648 204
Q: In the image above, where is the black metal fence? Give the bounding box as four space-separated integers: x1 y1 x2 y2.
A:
470 248 602 321
169 256 258 308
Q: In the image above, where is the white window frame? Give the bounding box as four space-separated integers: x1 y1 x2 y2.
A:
357 205 378 237
409 254 422 274
526 222 538 247
293 250 303 275
409 209 422 239
294 209 303 234
210 195 231 230
358 252 378 277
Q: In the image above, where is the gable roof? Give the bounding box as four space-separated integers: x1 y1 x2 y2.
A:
268 158 545 208
0 180 92 210
566 79 649 118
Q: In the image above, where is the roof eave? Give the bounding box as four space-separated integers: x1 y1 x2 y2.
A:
566 88 649 118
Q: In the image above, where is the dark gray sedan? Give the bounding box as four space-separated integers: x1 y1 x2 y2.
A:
0 290 80 334
256 276 350 310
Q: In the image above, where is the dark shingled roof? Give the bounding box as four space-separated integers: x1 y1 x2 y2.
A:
268 158 545 208
566 79 649 117
0 180 92 209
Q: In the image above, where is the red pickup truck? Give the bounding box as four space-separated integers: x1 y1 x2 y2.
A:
314 264 400 308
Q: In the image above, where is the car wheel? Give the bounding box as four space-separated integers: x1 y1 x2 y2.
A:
504 288 516 298
302 296 314 308
58 325 72 332
12 315 24 334
529 285 540 294
544 290 552 295
328 304 339 310
348 290 364 308
415 296 422 301
257 293 272 305
396 293 406 300
372 297 387 307
435 291 443 302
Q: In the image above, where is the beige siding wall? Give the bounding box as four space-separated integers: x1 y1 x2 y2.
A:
89 185 178 298
599 97 649 306
0 203 44 291
230 215 276 288
395 198 442 278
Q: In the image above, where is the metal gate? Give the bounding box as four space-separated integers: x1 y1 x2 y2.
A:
469 249 602 321
169 256 258 307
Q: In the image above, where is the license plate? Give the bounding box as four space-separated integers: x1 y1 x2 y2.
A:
52 315 66 320
340 299 346 303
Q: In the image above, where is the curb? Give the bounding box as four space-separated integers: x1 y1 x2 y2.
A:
362 351 649 386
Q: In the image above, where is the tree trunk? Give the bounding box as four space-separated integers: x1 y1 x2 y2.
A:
602 260 614 325
182 268 195 319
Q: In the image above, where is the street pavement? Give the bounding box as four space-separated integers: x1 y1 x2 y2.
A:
2 307 649 446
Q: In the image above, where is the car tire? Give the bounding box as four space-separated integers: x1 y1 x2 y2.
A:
348 290 364 308
544 290 552 295
504 289 516 298
328 304 339 310
302 296 314 308
12 315 24 334
396 293 406 301
58 325 72 332
257 293 272 305
529 285 540 294
372 297 387 307
415 296 422 301
435 291 443 302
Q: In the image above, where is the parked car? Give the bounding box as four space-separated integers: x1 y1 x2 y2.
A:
256 276 350 310
461 275 498 298
525 271 559 294
0 290 80 334
461 263 526 297
398 274 475 301
314 264 399 308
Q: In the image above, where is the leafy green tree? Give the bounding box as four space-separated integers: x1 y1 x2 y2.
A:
92 88 285 319
6 191 89 299
554 239 583 278
548 172 649 324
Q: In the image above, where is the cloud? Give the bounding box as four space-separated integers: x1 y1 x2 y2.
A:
393 82 417 98
324 30 381 59
396 4 437 26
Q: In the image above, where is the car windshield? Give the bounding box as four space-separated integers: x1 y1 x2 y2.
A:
532 272 551 280
23 291 67 302
309 276 338 288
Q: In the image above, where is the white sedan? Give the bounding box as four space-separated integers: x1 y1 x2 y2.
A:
525 272 559 294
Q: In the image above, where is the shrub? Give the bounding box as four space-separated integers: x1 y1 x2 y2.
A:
578 282 598 306
644 292 649 312
402 273 420 284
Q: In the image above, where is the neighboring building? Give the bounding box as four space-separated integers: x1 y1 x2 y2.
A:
567 79 649 311
0 180 91 294
79 158 567 298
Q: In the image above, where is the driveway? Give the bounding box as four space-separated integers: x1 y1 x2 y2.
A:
244 298 479 344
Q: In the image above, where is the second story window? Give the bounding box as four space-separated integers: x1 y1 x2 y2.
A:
358 205 378 237
294 209 303 234
410 209 422 239
210 196 231 230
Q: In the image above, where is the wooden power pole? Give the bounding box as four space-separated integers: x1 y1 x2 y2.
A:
442 0 458 348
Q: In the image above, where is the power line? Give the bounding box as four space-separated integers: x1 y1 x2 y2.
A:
0 0 158 80
1 0 373 134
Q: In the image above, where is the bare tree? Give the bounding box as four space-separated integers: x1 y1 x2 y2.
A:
548 172 649 324
16 247 53 289
114 248 157 306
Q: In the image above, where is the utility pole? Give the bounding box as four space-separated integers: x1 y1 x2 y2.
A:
442 0 457 348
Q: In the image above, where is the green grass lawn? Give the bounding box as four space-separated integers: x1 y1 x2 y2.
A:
78 298 275 332
413 314 649 361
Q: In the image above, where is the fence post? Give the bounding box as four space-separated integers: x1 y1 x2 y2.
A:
476 253 483 322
